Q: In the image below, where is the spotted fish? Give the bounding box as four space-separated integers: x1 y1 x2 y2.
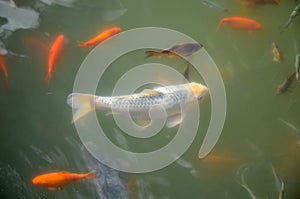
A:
67 82 209 127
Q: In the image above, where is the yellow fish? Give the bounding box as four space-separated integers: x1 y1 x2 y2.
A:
272 42 282 62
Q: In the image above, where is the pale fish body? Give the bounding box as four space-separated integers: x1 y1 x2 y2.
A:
67 82 209 127
295 54 300 80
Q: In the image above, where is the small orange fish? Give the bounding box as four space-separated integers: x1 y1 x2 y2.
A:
0 54 9 87
32 170 95 190
45 34 65 83
78 26 122 47
218 16 263 31
202 154 239 164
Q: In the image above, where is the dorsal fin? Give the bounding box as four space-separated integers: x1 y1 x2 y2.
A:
141 89 161 96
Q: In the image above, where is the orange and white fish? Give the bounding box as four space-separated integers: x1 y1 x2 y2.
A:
45 34 65 83
32 170 95 190
78 26 121 47
0 54 9 87
67 82 209 126
217 16 263 31
145 42 203 59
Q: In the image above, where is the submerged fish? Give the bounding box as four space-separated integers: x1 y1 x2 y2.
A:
67 82 209 126
0 54 8 87
272 42 282 62
45 34 65 83
82 142 128 199
281 1 300 32
32 170 95 190
145 42 203 59
278 118 300 137
241 0 280 5
276 72 296 95
78 26 121 47
201 0 230 13
295 54 300 80
217 16 263 31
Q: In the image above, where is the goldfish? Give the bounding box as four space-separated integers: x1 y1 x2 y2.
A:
276 72 296 95
67 82 209 126
145 42 203 59
32 170 95 190
281 1 300 32
0 54 9 87
78 26 121 47
45 34 65 83
272 42 282 62
217 16 263 31
201 154 239 164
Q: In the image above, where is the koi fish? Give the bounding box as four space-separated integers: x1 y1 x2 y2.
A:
281 1 300 32
217 16 263 31
78 26 121 47
45 34 65 83
82 142 128 199
145 42 203 59
0 54 9 87
276 72 296 95
295 54 300 80
32 170 95 190
67 82 209 126
272 42 282 62
201 0 230 13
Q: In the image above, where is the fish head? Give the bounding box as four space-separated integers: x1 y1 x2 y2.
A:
188 82 209 102
111 26 122 34
32 176 42 185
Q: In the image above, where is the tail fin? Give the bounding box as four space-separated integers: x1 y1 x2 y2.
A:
44 73 51 84
85 170 96 179
77 41 87 47
216 22 222 32
145 51 159 59
67 93 97 122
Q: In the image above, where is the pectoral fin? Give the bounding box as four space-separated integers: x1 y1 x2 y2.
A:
166 114 183 128
48 187 57 190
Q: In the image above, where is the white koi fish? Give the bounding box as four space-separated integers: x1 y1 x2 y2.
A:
67 82 209 127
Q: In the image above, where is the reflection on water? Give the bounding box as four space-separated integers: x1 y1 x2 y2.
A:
0 0 300 198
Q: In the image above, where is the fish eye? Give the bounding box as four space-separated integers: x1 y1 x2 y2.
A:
197 96 202 100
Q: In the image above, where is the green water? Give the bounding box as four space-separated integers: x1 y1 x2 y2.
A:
1 0 300 198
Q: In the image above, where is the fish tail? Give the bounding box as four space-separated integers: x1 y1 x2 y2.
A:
77 41 87 47
67 93 97 122
145 51 159 59
85 170 96 179
216 20 223 32
44 73 51 84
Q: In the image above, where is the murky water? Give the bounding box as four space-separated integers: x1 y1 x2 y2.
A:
1 0 300 198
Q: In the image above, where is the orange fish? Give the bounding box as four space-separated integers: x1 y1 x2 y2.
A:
0 54 9 87
218 16 263 31
45 34 65 83
78 26 122 47
202 154 240 164
32 170 95 190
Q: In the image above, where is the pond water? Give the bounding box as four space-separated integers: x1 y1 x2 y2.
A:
0 0 300 198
